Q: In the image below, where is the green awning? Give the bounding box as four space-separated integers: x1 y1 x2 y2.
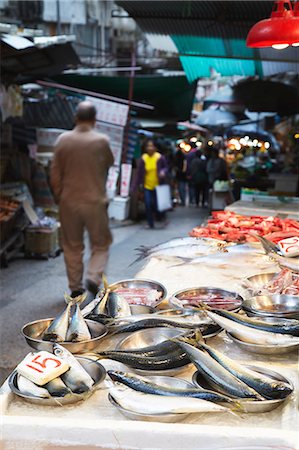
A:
51 74 197 120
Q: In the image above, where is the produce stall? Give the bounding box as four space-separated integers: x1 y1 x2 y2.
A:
1 230 299 449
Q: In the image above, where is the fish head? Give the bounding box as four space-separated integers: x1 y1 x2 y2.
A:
53 343 72 362
107 370 125 383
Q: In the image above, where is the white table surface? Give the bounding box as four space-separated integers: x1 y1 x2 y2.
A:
1 245 299 450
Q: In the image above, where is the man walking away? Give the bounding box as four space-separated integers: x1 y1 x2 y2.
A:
51 101 114 298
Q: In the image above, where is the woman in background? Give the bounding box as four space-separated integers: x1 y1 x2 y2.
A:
131 138 168 229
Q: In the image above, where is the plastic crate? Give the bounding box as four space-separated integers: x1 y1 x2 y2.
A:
25 226 58 255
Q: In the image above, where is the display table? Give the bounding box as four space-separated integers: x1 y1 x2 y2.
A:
226 199 299 220
1 245 298 450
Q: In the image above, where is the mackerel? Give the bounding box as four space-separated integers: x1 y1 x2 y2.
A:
17 374 51 398
44 377 72 397
206 310 299 345
43 295 75 342
108 371 237 404
174 340 263 399
198 342 293 400
107 380 229 414
210 309 299 336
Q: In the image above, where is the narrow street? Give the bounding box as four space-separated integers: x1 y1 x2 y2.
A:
0 205 207 384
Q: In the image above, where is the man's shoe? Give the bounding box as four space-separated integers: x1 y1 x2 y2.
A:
85 279 99 297
70 289 85 298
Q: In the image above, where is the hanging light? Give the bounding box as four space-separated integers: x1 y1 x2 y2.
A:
246 0 299 49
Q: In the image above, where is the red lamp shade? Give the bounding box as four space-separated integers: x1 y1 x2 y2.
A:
246 0 299 48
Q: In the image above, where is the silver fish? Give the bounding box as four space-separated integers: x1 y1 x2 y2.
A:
43 295 75 342
17 374 51 398
256 235 299 272
174 340 263 400
206 310 299 345
106 292 131 318
66 301 91 342
44 377 72 397
197 342 292 400
107 380 229 414
53 344 93 394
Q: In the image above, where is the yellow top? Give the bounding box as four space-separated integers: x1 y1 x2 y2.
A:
142 152 161 190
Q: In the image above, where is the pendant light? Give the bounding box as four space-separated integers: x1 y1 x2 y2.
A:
246 0 299 49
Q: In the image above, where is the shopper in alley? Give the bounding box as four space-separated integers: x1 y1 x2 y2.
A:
50 100 114 298
190 150 208 208
131 138 168 229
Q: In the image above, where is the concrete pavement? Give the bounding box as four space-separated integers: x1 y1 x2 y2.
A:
0 205 207 384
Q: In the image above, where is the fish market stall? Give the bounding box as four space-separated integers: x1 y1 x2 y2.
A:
1 237 299 449
225 198 299 221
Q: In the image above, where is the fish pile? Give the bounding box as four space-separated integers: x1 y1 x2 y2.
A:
174 338 293 401
189 211 299 244
201 307 299 345
43 294 91 343
248 269 299 296
16 344 94 400
106 370 236 415
96 331 210 372
132 237 229 264
113 287 162 307
173 290 242 311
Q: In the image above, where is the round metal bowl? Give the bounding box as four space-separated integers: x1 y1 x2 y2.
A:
242 295 299 320
9 357 106 406
129 305 155 315
108 278 167 308
108 378 191 423
169 287 243 313
116 327 192 376
22 318 108 354
192 365 293 413
243 272 277 294
226 331 299 355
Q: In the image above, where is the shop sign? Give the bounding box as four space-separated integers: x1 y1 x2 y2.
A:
95 122 124 166
86 96 128 127
36 128 66 147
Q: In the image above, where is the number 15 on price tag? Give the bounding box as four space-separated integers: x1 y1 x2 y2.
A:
17 351 69 386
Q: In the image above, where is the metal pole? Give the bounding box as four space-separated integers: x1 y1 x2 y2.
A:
56 0 61 35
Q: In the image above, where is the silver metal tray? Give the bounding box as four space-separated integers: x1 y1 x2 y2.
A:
242 295 299 319
22 318 107 354
243 272 277 293
107 377 192 423
192 365 293 413
129 305 155 315
226 331 299 355
116 327 192 376
108 278 167 308
169 287 243 313
9 357 106 406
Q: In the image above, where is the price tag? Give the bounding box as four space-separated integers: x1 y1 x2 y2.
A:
278 236 299 257
16 351 69 386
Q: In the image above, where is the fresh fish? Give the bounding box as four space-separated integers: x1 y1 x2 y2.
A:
256 235 299 272
174 340 263 400
92 288 111 315
109 317 220 335
106 292 131 318
132 237 228 264
209 309 299 337
96 346 190 371
44 377 72 397
66 301 92 342
205 310 299 345
197 342 293 400
43 294 75 342
108 371 237 404
53 344 94 394
107 380 229 414
17 374 51 398
81 294 104 317
112 312 206 325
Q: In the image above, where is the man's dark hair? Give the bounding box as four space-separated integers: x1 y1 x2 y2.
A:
75 101 97 122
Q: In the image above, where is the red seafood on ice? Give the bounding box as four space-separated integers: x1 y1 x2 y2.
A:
189 211 299 244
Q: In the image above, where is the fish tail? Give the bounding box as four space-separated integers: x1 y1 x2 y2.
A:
53 397 63 407
102 274 109 291
230 400 246 414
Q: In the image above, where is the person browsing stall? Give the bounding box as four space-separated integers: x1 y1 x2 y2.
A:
50 101 114 298
131 138 168 229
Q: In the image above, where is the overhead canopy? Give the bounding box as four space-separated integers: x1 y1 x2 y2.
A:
51 74 197 120
1 34 80 83
116 1 299 80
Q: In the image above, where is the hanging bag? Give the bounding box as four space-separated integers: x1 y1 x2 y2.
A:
155 185 172 212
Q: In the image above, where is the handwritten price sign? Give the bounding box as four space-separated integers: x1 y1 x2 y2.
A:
17 351 69 385
278 236 299 257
